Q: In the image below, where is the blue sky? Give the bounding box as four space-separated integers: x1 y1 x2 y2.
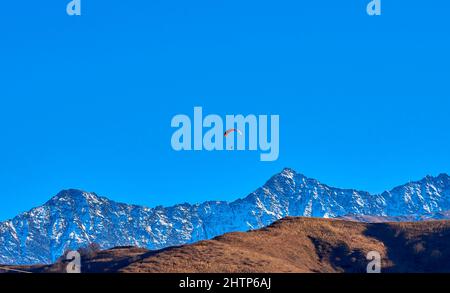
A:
0 0 449 220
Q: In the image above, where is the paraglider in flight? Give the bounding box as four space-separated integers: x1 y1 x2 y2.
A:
224 128 242 137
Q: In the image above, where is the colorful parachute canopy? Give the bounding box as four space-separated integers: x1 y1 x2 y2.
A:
224 128 243 137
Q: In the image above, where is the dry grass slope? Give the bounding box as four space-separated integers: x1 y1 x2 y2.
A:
5 217 450 273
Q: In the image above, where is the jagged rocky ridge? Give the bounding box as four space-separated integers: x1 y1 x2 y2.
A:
1 168 450 265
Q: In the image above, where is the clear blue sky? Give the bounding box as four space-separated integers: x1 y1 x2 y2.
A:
0 1 449 220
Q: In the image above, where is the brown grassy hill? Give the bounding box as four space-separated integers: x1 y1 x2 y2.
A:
5 217 450 273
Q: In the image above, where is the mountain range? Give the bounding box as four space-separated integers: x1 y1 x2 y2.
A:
1 168 450 265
